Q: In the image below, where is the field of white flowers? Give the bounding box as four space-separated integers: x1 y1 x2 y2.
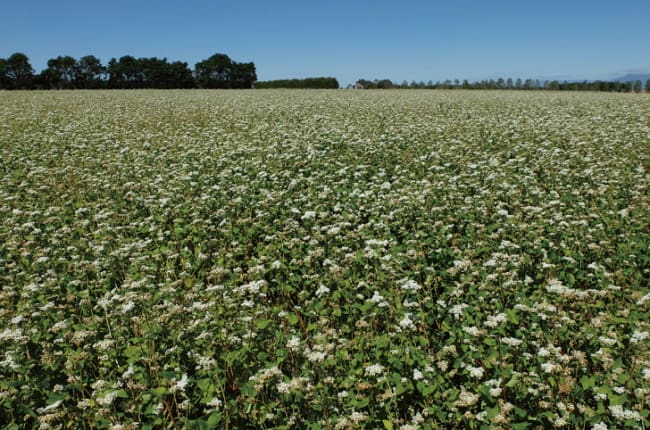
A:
1 89 649 429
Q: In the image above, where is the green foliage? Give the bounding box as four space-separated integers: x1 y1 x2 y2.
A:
254 77 339 89
194 53 257 89
0 52 254 90
0 90 649 428
0 52 34 89
354 77 648 92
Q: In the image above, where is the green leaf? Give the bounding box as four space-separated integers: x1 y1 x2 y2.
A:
511 423 530 430
286 313 299 325
608 394 627 406
506 374 520 388
124 345 142 360
152 386 168 395
207 412 221 427
580 375 595 390
383 420 394 430
506 309 519 324
196 378 211 391
417 381 436 396
255 319 270 329
486 406 500 420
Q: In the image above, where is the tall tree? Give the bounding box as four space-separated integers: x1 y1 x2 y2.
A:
43 56 78 89
76 55 106 88
195 54 256 89
232 61 257 88
0 58 8 89
167 61 194 88
633 80 642 93
107 56 143 88
3 53 34 89
195 53 234 88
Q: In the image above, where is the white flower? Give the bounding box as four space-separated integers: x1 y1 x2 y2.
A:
206 397 222 409
171 373 189 393
591 422 608 430
301 210 316 220
630 330 649 344
364 363 385 377
122 366 135 379
306 351 326 362
413 368 424 380
37 399 63 414
0 328 24 342
96 390 120 406
598 336 617 346
369 291 388 307
121 301 135 314
286 336 300 350
314 284 330 297
466 365 484 379
609 404 642 422
449 304 468 319
501 337 523 346
541 362 557 373
636 293 650 306
462 326 481 336
276 381 291 394
642 368 650 380
455 388 479 407
485 313 507 328
489 387 502 397
398 278 422 291
399 314 416 331
349 411 368 424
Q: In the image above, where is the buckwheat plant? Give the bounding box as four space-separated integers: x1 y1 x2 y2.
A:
1 89 648 428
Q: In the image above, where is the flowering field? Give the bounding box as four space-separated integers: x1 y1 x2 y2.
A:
1 89 649 429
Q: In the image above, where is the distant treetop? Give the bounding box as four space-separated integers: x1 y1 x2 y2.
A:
0 52 256 89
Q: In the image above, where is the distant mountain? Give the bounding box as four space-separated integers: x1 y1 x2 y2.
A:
614 73 650 83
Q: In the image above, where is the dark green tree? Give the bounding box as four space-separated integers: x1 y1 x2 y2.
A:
107 56 144 88
0 58 8 89
76 55 106 88
195 54 234 88
633 80 642 93
43 56 78 89
231 62 257 88
3 53 34 89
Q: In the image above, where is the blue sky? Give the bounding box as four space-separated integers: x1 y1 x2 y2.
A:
1 0 649 86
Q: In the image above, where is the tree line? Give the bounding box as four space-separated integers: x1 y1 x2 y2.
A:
354 78 648 92
0 52 256 89
254 77 339 89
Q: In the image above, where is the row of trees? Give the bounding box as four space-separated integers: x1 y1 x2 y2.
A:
0 53 257 89
355 78 648 92
254 77 339 89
